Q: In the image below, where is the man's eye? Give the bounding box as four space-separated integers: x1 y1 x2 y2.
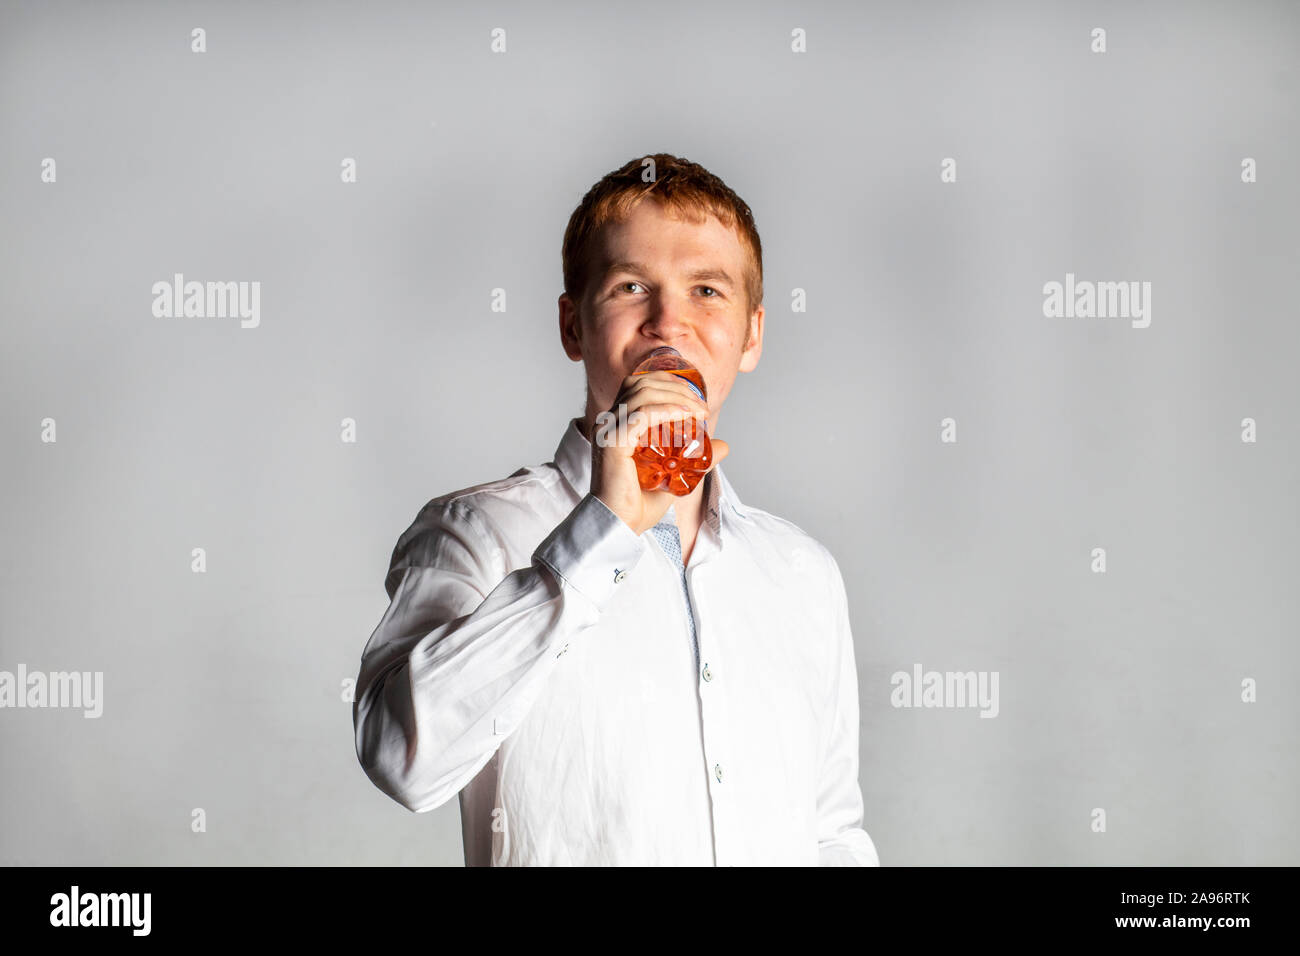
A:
618 282 644 294
698 286 719 297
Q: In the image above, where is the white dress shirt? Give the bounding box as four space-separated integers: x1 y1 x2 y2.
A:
353 417 880 866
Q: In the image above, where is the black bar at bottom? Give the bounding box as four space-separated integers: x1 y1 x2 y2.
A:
3 865 1281 942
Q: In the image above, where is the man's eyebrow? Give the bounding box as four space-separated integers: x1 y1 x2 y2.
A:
602 260 737 288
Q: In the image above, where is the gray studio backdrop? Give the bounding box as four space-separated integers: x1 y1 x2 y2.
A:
2 0 1297 865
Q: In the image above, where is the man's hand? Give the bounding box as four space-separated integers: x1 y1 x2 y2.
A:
590 370 729 536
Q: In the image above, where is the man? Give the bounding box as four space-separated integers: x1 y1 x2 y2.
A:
353 153 880 866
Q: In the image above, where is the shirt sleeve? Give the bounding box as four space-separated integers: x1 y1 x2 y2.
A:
815 551 882 866
353 491 646 814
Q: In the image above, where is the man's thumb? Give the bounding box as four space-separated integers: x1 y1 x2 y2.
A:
710 438 730 466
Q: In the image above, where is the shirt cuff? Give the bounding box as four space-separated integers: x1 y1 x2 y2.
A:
533 493 647 612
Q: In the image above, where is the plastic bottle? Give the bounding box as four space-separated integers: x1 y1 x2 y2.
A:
628 346 713 496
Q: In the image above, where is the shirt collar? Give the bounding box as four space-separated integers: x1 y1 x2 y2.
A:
552 416 750 534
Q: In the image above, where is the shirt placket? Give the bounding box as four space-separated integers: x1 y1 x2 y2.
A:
647 521 699 673
649 511 736 866
687 557 737 866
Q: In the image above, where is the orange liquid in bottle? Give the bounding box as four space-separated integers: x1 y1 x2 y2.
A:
629 349 713 496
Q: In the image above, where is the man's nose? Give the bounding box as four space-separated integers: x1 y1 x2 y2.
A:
641 302 691 340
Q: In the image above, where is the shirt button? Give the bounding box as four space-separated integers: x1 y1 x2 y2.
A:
701 664 712 682
613 568 627 583
714 763 723 782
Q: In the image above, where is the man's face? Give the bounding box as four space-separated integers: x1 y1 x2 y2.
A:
559 200 764 432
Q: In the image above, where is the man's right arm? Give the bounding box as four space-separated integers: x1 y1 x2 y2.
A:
352 491 645 813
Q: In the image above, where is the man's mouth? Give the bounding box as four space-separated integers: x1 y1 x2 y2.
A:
632 346 685 372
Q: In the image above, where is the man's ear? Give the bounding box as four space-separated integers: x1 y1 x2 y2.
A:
558 293 583 361
739 303 763 373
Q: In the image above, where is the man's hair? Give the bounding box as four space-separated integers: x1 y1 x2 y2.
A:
561 153 764 324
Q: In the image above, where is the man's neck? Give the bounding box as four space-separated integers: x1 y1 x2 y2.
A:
667 478 706 536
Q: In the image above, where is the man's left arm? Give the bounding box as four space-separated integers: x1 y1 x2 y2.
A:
815 551 881 866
